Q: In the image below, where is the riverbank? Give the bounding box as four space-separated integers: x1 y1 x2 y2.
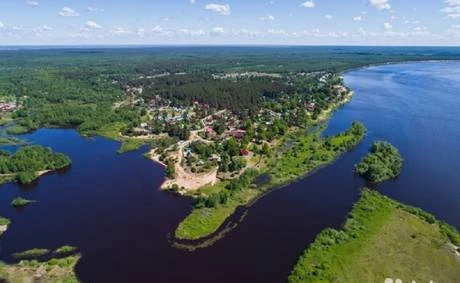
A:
175 121 367 241
288 189 460 283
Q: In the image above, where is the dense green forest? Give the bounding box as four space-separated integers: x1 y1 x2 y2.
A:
355 141 403 183
0 146 71 184
137 74 292 113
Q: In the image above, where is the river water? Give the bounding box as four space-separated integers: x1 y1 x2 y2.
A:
0 61 458 282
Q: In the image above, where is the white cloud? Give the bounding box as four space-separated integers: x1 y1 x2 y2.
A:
234 28 259 37
0 21 4 29
58 7 79 17
87 7 104 13
441 0 460 19
205 4 231 16
32 25 52 34
369 0 391 10
258 15 275 21
353 16 363 21
178 28 206 36
300 1 315 8
210 26 225 36
267 28 287 35
152 25 164 33
384 22 393 30
110 27 132 35
27 1 39 7
325 14 333 20
85 21 102 29
190 0 196 3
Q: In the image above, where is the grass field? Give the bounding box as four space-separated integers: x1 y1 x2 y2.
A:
288 189 460 283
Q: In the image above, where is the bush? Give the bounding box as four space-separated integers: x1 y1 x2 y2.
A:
165 159 176 179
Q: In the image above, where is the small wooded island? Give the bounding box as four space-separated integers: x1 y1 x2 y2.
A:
0 145 71 184
11 197 36 208
355 141 403 183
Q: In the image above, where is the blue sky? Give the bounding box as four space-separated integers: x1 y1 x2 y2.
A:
0 0 459 45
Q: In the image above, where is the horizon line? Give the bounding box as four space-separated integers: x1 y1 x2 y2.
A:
1 43 460 49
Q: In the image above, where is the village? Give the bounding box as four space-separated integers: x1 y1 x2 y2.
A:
0 100 18 113
121 71 351 193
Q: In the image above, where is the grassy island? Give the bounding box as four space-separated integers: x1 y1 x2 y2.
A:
175 122 367 240
12 248 50 259
0 145 71 184
288 189 460 283
355 141 403 183
11 197 36 208
54 245 78 255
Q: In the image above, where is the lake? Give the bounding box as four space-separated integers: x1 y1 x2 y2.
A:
0 61 459 282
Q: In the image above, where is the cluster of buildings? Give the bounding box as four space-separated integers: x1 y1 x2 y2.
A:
212 72 282 80
0 101 17 113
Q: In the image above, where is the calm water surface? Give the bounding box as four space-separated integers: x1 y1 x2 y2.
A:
0 61 459 282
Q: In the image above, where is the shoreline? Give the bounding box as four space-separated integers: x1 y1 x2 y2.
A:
340 59 460 76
